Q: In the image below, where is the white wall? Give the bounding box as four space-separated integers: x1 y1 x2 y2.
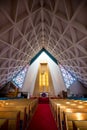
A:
21 60 39 95
22 52 66 96
69 81 87 95
48 62 66 96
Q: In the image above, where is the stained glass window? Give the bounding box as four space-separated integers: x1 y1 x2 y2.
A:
12 65 29 88
59 65 76 88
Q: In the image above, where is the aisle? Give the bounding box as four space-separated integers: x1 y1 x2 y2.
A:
27 104 58 130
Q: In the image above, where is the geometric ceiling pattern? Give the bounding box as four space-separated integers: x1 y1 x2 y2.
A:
0 0 87 87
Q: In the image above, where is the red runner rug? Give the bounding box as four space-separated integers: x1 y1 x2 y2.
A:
39 97 49 104
27 104 58 130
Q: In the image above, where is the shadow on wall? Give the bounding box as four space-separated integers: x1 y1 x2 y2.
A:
67 81 87 98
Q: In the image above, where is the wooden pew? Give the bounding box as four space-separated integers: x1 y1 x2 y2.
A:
2 98 38 117
0 107 27 130
58 107 87 130
0 98 38 129
72 121 87 130
63 112 87 130
29 99 38 119
0 119 8 130
49 99 87 130
0 99 32 119
0 111 20 130
0 98 38 128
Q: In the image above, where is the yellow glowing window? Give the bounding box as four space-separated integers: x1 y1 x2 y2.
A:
39 72 49 87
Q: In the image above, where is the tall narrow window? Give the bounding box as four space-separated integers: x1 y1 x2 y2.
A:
59 65 76 88
39 63 49 92
12 65 29 88
39 72 49 87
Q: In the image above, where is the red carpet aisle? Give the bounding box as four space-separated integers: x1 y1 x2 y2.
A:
39 97 49 104
27 104 58 130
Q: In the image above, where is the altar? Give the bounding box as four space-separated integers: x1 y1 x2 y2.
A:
40 92 48 97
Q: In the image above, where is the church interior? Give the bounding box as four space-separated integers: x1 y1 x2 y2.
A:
0 0 87 130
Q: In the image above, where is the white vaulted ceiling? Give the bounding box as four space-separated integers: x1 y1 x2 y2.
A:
0 0 87 87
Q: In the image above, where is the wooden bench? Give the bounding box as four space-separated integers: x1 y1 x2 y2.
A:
0 119 8 130
0 111 20 130
72 120 87 130
49 99 87 130
0 98 38 129
58 107 87 130
0 107 27 130
63 112 87 130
